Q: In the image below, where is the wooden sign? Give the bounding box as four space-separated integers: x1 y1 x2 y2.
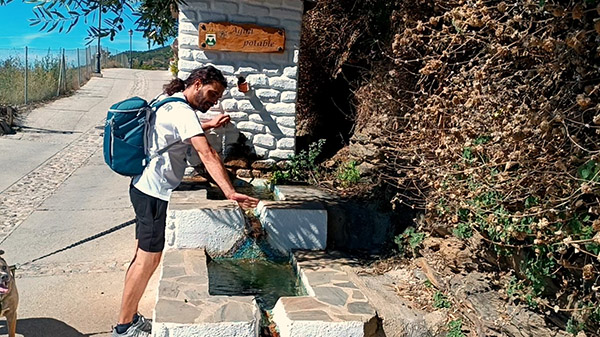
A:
198 22 285 53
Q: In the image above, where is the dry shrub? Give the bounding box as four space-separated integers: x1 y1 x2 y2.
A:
353 0 600 332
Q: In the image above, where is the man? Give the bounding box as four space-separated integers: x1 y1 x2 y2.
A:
112 66 259 337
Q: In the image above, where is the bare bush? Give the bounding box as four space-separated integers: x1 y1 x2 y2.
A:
356 0 600 331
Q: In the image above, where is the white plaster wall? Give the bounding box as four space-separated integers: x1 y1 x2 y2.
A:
178 0 303 160
165 205 246 255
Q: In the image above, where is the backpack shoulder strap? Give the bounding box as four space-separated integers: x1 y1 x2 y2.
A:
144 96 191 164
151 96 188 109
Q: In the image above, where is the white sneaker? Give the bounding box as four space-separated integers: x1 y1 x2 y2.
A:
111 314 152 337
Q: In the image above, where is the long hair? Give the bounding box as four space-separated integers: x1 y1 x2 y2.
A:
163 65 228 95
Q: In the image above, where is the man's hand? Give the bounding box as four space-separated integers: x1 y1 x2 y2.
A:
227 192 259 209
203 114 231 130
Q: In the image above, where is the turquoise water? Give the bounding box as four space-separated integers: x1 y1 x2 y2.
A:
208 257 301 310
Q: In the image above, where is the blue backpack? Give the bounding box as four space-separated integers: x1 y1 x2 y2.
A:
103 96 187 176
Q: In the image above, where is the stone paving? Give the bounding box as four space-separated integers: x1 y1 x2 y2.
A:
273 250 378 337
0 125 103 244
153 248 260 337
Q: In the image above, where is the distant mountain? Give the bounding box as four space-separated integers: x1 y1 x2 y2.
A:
110 46 173 70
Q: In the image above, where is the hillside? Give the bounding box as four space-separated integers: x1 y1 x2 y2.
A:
110 46 172 70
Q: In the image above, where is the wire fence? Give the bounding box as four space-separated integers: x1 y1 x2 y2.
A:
0 46 130 106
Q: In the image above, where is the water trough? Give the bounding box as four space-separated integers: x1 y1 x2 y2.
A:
152 179 378 337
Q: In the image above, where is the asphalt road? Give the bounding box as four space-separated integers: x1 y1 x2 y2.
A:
0 69 173 337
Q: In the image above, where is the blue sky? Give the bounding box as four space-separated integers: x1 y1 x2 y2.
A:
0 1 173 53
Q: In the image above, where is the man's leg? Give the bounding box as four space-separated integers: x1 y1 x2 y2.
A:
118 247 162 324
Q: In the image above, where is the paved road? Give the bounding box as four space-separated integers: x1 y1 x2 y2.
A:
0 69 173 336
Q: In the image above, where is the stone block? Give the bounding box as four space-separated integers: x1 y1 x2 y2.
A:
266 103 296 116
251 159 276 170
240 3 270 16
238 100 257 113
246 74 269 88
212 1 239 13
197 12 227 22
259 16 280 26
230 87 248 99
272 300 364 337
179 49 193 61
257 201 327 253
236 66 260 75
277 138 295 150
179 22 198 34
229 14 258 24
293 50 299 64
248 114 265 123
227 112 248 122
178 59 200 73
279 126 296 137
179 35 200 49
262 66 282 75
269 77 297 91
254 146 269 158
241 131 254 141
180 10 197 22
253 134 276 149
271 8 302 20
237 121 266 133
276 116 295 128
216 65 235 75
269 149 294 160
166 199 245 256
282 0 304 10
221 99 238 112
281 91 296 103
283 66 298 79
256 89 281 103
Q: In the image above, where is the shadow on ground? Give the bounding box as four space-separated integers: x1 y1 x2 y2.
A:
0 317 109 337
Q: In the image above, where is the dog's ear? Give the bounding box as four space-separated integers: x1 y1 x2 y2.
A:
0 250 4 256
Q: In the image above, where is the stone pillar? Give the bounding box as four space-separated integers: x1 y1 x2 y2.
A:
177 0 303 161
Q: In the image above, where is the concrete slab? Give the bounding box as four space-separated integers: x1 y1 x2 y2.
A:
0 138 65 192
166 195 245 256
257 200 327 253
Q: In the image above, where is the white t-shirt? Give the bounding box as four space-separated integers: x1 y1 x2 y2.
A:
132 92 204 201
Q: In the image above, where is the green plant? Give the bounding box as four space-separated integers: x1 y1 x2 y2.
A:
433 291 452 309
453 222 473 239
447 319 466 337
269 139 326 185
336 160 361 187
566 318 585 335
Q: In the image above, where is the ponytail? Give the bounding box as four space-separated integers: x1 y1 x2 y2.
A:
163 78 185 96
163 65 227 96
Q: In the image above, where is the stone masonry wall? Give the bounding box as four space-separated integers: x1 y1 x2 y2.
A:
178 0 303 161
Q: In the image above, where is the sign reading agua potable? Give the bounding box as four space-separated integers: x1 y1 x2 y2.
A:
198 22 286 53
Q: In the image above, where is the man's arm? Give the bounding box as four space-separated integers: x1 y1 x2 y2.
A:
190 134 258 209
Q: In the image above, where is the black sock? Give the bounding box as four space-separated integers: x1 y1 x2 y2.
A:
115 322 132 334
133 313 140 324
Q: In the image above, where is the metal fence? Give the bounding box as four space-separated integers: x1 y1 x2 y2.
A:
0 46 129 106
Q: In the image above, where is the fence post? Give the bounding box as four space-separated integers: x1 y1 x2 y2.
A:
57 49 62 97
62 49 67 93
77 48 81 87
24 46 28 105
